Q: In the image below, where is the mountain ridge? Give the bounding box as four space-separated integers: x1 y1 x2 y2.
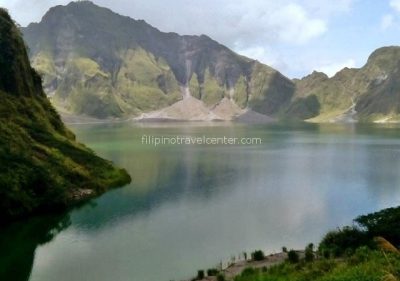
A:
294 46 400 122
22 1 400 123
23 1 295 121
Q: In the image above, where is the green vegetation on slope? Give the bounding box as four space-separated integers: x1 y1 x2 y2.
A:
234 248 400 281
231 206 400 281
0 9 131 223
248 62 295 116
201 69 226 106
115 48 181 112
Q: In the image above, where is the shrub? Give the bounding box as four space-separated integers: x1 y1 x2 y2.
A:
262 266 268 272
349 246 372 264
241 267 257 276
318 226 372 257
197 270 204 280
355 206 400 247
207 268 219 276
287 250 299 263
216 273 225 281
322 249 330 259
243 252 248 260
251 250 265 261
305 243 314 262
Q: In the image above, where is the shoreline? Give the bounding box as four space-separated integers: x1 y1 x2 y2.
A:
186 250 305 281
61 113 400 126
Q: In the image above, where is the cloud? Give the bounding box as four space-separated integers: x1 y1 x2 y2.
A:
0 0 69 25
390 0 400 12
3 0 337 45
1 0 357 77
98 0 330 48
237 46 289 72
267 3 327 44
381 14 395 30
315 59 356 77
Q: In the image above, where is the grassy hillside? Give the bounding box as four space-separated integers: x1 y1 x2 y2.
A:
0 9 130 223
234 249 399 281
206 206 400 281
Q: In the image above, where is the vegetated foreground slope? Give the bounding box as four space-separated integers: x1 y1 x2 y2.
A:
194 206 400 281
0 9 131 223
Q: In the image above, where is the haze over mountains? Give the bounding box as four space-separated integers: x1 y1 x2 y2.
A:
23 1 400 122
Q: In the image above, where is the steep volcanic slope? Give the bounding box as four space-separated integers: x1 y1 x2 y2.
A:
23 1 400 122
0 9 130 223
23 1 295 120
293 47 400 122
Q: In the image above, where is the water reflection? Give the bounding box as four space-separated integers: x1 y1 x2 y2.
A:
0 213 70 281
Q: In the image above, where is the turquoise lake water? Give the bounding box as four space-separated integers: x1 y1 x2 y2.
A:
2 122 400 281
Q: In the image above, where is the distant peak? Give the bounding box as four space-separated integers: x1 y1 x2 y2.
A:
70 0 94 5
301 71 328 80
367 46 400 61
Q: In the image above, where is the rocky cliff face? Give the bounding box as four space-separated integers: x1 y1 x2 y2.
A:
23 1 295 120
0 8 130 223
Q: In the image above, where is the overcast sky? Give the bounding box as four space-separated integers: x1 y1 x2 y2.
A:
1 0 400 78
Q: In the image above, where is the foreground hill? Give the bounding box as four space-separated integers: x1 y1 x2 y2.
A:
0 9 130 223
192 206 400 281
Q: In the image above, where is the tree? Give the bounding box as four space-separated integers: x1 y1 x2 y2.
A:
197 270 204 280
207 268 219 276
318 227 371 258
251 250 265 261
355 206 400 247
287 250 299 263
305 243 314 262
